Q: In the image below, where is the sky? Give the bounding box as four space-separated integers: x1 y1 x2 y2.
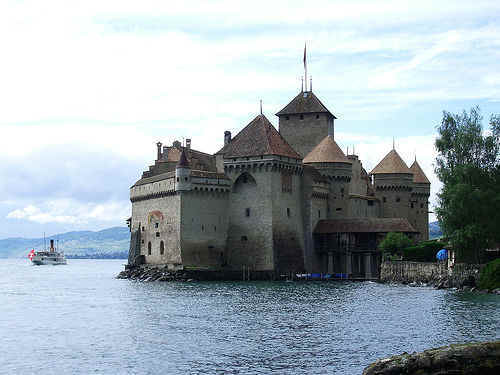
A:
1 0 499 238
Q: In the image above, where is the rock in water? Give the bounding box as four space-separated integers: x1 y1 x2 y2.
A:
362 341 500 375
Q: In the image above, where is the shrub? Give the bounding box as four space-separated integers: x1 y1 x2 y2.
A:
478 259 500 290
401 240 447 262
379 232 412 255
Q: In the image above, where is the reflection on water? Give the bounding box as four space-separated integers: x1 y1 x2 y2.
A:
1 259 498 374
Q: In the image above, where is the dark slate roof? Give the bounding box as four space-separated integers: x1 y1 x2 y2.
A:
314 218 418 234
216 114 301 159
370 149 412 175
410 160 430 184
176 149 190 168
276 91 336 118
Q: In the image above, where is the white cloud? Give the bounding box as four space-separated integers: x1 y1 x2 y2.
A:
0 0 496 235
7 199 129 225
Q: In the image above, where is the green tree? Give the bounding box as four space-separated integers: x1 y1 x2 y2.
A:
379 232 412 256
435 107 500 263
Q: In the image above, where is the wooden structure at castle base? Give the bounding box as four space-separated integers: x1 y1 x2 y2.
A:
313 218 418 279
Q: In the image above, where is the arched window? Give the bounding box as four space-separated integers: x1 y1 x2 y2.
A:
160 241 164 255
148 242 152 255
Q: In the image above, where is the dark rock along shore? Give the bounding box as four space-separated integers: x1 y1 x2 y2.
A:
362 341 500 375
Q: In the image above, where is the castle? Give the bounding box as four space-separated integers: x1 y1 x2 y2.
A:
127 67 430 279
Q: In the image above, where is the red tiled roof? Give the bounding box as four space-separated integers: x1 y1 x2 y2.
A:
314 218 418 234
370 149 411 174
410 160 430 184
303 135 351 164
217 115 301 159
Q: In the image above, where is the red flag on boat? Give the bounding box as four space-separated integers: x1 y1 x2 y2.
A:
28 249 35 260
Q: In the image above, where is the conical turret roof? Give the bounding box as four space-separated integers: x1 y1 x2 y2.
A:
370 149 411 174
303 135 350 164
176 148 190 168
216 114 301 159
410 160 430 184
276 91 336 118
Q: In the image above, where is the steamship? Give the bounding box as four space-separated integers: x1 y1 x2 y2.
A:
30 239 67 265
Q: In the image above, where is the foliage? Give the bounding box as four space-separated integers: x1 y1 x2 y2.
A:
435 107 500 263
401 240 447 262
478 259 500 290
378 232 412 255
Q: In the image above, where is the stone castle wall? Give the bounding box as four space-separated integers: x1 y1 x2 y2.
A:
180 190 230 268
278 112 331 158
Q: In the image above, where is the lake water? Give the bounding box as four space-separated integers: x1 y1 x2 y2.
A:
1 259 499 374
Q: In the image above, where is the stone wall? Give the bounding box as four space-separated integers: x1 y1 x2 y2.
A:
278 112 330 158
180 190 230 269
380 261 485 288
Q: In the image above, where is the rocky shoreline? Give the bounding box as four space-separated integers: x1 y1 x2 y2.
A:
362 341 500 375
116 266 195 282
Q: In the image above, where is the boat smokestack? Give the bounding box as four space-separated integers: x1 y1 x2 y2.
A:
50 239 54 252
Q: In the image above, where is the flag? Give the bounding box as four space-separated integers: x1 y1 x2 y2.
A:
28 249 35 260
303 44 307 69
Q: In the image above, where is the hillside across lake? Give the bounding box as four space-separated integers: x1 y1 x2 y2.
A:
0 222 442 259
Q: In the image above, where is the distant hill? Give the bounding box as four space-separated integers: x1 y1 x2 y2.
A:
0 227 130 259
0 222 444 259
429 221 443 239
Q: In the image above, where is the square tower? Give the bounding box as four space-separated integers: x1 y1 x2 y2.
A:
276 90 337 158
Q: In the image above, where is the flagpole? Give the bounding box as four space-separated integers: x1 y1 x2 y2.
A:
304 43 307 92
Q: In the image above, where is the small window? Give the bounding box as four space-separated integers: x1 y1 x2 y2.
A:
241 236 248 241
300 114 304 120
155 222 159 228
383 197 387 203
160 241 164 255
142 226 145 231
368 200 374 206
336 208 342 211
156 232 160 237
184 177 188 181
411 203 414 208
316 114 319 119
147 242 152 255
201 225 204 231
214 226 217 232
287 208 290 217
141 240 144 244
285 116 289 120
245 208 250 217
396 197 401 202
318 210 321 218
420 203 424 208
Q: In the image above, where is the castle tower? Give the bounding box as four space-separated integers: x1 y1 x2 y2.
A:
276 91 337 158
370 148 413 221
303 135 352 219
409 159 431 241
216 114 305 274
175 148 192 191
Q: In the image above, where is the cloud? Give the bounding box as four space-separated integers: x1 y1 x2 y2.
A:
7 199 130 225
0 0 497 236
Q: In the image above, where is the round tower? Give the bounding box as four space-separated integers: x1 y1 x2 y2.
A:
175 149 192 191
409 159 431 241
303 135 352 218
370 148 413 220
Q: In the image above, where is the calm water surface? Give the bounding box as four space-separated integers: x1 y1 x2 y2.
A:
1 259 498 374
